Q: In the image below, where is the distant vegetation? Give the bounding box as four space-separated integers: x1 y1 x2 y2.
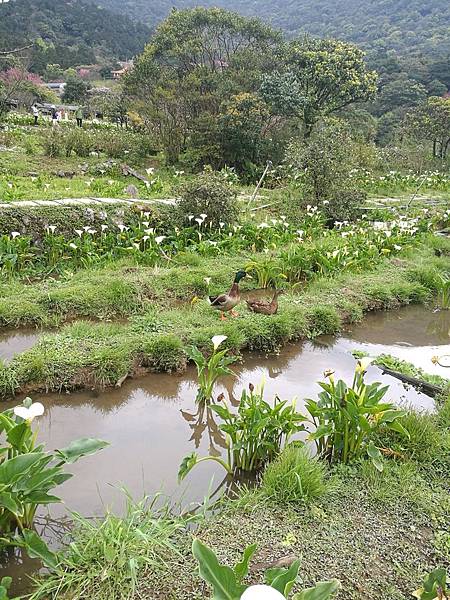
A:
97 0 450 60
0 0 150 73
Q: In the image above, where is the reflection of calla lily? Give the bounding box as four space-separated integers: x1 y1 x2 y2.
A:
211 335 227 350
241 585 285 599
356 357 373 373
14 402 45 422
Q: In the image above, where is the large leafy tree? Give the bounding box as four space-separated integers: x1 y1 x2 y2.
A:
127 7 282 164
260 37 378 136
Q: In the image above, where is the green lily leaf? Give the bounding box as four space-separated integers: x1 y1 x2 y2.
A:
234 543 257 582
21 529 58 570
293 579 340 599
192 539 246 600
55 438 109 464
178 452 198 482
367 441 384 472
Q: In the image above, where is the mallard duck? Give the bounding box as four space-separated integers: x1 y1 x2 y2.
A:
246 289 280 315
209 269 247 320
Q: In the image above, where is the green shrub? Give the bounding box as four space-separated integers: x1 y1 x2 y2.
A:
261 445 330 504
176 172 238 228
42 130 65 157
63 128 95 157
324 189 366 223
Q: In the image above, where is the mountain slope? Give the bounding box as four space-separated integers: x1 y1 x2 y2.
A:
0 0 151 71
97 0 450 59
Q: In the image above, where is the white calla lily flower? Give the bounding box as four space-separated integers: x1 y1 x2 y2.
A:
211 335 227 351
155 236 166 245
14 402 45 422
11 231 20 239
241 585 286 599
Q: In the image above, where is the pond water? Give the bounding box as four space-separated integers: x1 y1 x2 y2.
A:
0 305 449 591
0 328 41 363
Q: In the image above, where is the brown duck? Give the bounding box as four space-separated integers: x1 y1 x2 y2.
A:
246 289 281 315
209 270 247 320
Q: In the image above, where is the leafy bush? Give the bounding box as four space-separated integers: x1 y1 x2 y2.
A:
286 118 357 203
323 189 366 223
261 445 329 504
176 172 238 228
304 358 410 469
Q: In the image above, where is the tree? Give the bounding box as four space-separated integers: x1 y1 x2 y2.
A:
127 7 282 164
44 63 64 81
405 97 450 159
373 75 427 116
0 67 50 119
260 37 378 136
62 76 90 103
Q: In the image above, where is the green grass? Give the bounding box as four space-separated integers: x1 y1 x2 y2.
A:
260 445 331 504
354 352 450 391
1 244 448 399
30 494 186 600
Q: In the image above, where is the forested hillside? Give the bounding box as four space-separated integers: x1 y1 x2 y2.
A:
97 0 450 59
0 0 150 72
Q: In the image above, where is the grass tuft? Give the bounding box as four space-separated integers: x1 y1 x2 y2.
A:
260 445 331 504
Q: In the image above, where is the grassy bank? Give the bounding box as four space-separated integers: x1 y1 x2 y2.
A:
32 395 450 600
0 240 448 399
